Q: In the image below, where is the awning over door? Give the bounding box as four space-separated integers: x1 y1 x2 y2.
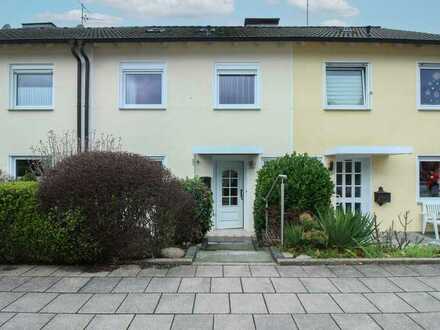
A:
192 146 264 155
324 145 413 156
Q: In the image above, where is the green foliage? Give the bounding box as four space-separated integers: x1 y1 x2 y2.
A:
254 153 334 238
284 224 304 247
316 208 375 248
182 177 213 242
0 182 98 264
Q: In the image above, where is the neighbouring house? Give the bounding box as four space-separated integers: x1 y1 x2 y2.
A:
1 19 440 233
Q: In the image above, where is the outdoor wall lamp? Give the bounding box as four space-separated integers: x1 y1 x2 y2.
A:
374 186 391 206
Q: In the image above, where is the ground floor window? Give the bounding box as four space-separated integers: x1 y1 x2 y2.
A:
418 157 440 199
10 156 42 179
146 155 166 167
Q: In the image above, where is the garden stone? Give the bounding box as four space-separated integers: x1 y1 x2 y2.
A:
161 247 185 259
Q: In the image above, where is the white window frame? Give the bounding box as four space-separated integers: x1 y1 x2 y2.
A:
9 155 42 179
214 63 260 110
10 64 54 110
323 61 371 111
119 62 167 110
417 62 440 111
417 155 440 202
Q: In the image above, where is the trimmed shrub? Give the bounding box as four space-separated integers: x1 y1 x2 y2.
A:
254 153 334 239
38 151 199 261
0 181 98 264
316 208 375 248
182 177 213 242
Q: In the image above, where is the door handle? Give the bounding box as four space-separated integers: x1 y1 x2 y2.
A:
240 189 244 200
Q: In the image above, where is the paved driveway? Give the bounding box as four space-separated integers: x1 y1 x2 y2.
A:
1 263 440 329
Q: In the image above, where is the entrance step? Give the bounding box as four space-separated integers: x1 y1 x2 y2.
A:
204 242 255 251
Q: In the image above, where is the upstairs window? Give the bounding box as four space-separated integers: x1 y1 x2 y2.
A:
120 62 166 109
11 65 53 110
325 63 370 110
215 63 260 109
418 63 440 110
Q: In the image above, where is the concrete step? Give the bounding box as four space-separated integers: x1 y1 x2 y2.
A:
206 236 253 244
203 242 255 251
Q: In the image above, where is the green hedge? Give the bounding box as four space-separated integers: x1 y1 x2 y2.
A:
254 153 334 238
0 181 98 264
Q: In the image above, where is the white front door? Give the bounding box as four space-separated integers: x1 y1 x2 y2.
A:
335 158 371 214
216 161 244 229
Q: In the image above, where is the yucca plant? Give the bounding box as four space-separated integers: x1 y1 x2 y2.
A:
284 224 305 248
316 208 375 248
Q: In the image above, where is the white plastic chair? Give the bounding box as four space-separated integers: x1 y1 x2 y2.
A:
422 202 440 240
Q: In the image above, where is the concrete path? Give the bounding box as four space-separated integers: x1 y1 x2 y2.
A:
1 263 440 329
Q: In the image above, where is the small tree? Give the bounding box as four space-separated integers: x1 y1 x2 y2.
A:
254 153 334 239
31 130 122 175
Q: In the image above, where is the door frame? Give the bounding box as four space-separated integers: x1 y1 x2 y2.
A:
334 155 372 214
213 157 246 230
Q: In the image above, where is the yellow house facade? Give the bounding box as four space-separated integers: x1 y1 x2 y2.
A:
1 22 440 234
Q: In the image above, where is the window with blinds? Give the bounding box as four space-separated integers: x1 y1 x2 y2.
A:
215 64 260 109
325 63 369 109
11 65 53 110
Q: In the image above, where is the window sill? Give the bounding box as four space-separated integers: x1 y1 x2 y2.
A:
8 108 54 112
214 107 261 111
119 107 166 111
324 107 371 112
418 107 440 111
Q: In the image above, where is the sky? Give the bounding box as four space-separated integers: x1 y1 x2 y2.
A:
0 0 439 34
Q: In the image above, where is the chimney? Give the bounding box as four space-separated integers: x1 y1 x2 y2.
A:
244 18 280 27
22 22 57 29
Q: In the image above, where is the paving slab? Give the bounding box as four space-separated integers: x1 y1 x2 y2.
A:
178 278 210 293
241 278 274 293
196 266 223 277
250 265 279 277
297 294 343 313
195 250 273 263
108 265 141 277
0 277 29 291
214 314 255 330
0 292 24 310
230 293 267 313
78 293 126 313
276 266 307 277
408 312 440 330
137 267 168 277
264 293 305 314
332 314 381 330
292 314 339 330
408 265 440 276
300 278 339 293
398 292 440 312
166 266 196 277
14 277 60 292
155 293 195 314
3 293 57 313
327 265 363 277
330 277 370 293
44 313 94 330
86 314 133 330
389 277 434 292
1 313 54 330
51 266 84 277
371 313 423 330
194 293 229 313
172 314 213 330
0 313 15 327
116 293 160 313
0 265 34 276
271 278 307 293
331 293 379 313
211 277 242 293
112 278 151 293
364 293 416 313
146 278 181 293
382 265 419 277
41 293 92 313
22 266 60 277
417 276 440 290
47 277 90 293
79 277 121 293
302 266 335 278
223 265 251 277
355 265 391 277
128 315 173 330
254 314 297 330
359 277 403 292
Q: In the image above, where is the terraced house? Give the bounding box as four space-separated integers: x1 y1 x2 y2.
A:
1 19 440 233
